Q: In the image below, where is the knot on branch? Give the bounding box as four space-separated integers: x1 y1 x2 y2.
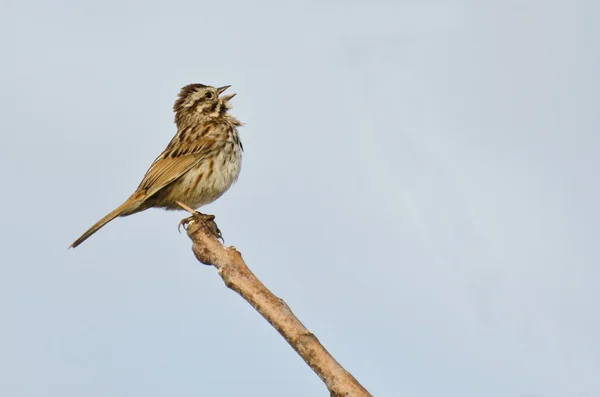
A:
185 217 226 266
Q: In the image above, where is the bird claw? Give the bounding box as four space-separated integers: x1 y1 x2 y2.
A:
178 211 223 242
178 216 193 233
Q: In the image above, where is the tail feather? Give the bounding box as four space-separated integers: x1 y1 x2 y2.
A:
70 197 140 248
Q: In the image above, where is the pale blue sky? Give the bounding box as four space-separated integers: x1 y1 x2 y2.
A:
1 1 598 396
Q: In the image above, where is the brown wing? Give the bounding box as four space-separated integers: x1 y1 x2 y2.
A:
136 124 225 199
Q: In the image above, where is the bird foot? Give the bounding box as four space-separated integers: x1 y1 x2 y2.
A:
177 202 223 242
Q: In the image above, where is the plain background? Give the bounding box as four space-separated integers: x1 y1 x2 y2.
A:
1 1 598 396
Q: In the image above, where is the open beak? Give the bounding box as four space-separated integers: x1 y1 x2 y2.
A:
217 85 236 101
221 93 236 101
217 85 231 95
217 85 235 102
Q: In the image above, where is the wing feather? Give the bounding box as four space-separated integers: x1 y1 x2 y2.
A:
135 124 225 199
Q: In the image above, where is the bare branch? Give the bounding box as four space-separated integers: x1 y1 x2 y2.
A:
181 215 372 397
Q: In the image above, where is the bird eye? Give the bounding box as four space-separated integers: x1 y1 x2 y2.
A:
205 92 213 99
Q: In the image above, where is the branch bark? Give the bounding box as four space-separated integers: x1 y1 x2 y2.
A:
181 214 372 397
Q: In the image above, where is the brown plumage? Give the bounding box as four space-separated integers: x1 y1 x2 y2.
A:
70 84 243 248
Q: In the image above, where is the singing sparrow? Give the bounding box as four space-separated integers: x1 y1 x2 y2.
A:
70 83 242 248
